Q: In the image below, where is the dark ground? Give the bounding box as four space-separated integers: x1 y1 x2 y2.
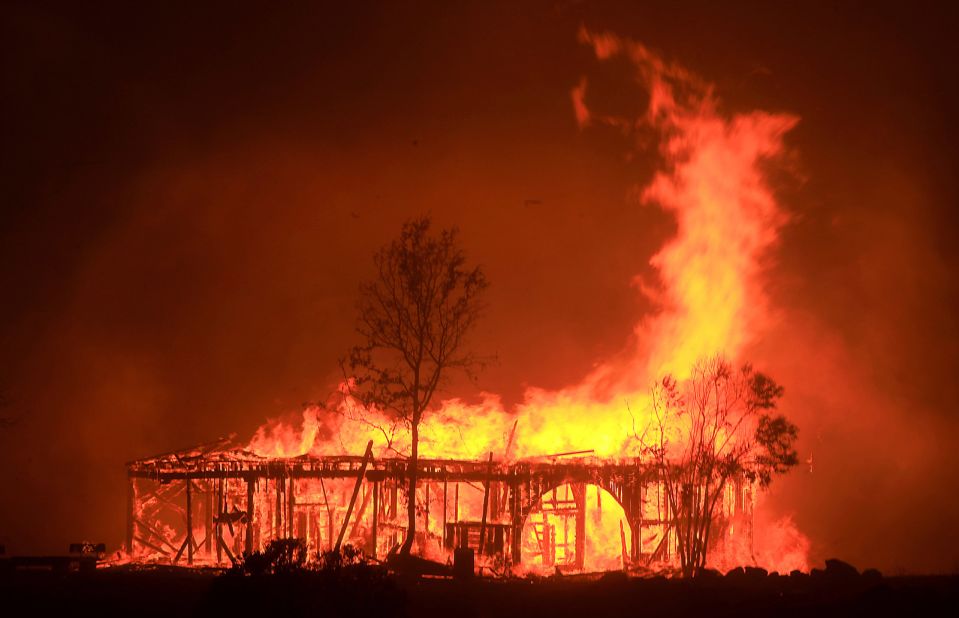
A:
1 567 957 618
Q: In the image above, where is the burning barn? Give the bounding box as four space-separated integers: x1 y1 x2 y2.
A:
125 436 756 573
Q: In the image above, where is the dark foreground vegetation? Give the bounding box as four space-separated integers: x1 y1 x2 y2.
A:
2 563 957 618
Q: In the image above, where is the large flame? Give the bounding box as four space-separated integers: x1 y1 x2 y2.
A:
246 30 807 572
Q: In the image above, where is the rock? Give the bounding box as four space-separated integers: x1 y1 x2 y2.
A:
698 568 722 578
789 569 806 578
744 566 768 578
725 566 746 578
824 558 859 578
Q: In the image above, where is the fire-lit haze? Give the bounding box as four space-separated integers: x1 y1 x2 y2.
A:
1 2 958 574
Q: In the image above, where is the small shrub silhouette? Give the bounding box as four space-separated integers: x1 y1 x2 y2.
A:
316 543 365 572
237 538 308 575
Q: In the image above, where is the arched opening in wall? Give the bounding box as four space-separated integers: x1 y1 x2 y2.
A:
521 483 631 573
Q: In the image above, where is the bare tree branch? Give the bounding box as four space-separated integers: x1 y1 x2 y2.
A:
637 355 799 577
343 216 489 556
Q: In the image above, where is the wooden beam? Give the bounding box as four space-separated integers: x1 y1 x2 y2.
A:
573 482 586 570
619 519 628 570
126 478 135 554
245 476 255 555
509 479 523 565
215 479 223 565
349 484 371 539
204 481 213 555
334 440 373 552
275 476 283 538
544 449 595 458
319 477 334 551
327 511 334 553
288 476 295 538
390 479 397 520
186 480 194 565
217 532 236 565
478 452 493 555
371 480 379 559
173 535 188 564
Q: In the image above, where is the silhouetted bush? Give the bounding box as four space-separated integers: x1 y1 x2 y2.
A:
316 543 365 572
235 538 308 576
208 544 401 617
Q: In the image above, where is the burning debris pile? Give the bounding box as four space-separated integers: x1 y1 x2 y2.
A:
126 30 810 576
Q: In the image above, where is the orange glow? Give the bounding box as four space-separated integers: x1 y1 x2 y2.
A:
131 31 807 574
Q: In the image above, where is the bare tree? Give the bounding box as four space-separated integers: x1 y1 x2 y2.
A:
642 355 798 577
345 216 489 556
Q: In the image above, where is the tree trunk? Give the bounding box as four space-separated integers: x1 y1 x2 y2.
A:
400 421 418 555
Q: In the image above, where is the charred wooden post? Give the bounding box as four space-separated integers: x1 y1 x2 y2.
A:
371 479 379 558
172 480 195 565
573 481 586 570
186 480 194 565
215 479 223 565
287 476 295 538
204 481 213 555
619 519 627 569
620 479 641 563
478 452 494 555
125 476 135 554
335 440 373 552
349 484 371 539
424 481 430 536
245 476 254 555
274 477 283 540
327 512 334 551
319 476 333 551
508 474 524 564
390 477 397 525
